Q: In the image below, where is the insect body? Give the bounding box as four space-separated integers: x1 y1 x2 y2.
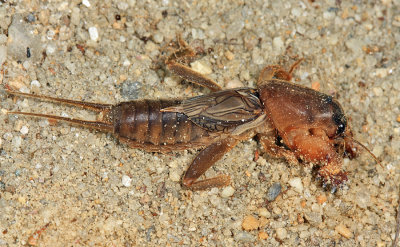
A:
6 38 375 191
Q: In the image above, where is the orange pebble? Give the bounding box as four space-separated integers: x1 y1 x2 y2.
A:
258 231 269 240
311 81 320 91
316 194 327 204
242 215 260 231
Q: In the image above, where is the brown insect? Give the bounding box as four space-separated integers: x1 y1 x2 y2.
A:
5 37 378 191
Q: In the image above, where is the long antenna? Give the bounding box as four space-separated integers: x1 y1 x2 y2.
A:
351 138 383 168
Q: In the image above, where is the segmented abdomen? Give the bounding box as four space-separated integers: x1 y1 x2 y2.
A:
112 100 211 150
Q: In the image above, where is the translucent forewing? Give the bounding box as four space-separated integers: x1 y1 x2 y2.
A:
181 88 265 134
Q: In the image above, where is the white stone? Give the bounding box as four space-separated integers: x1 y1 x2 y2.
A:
289 177 303 193
272 36 284 51
71 8 81 26
276 228 287 239
117 2 129 10
20 126 29 135
164 76 179 87
190 60 212 75
291 8 301 17
226 79 244 89
88 27 98 41
30 80 41 87
221 186 235 198
82 0 91 7
46 44 56 55
22 61 30 69
122 59 130 67
258 208 271 218
121 175 132 187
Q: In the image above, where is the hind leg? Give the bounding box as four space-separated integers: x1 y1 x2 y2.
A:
165 35 222 91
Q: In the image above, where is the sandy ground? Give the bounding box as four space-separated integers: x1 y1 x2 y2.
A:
0 0 399 246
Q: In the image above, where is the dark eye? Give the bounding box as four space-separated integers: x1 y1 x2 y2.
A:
330 100 347 136
336 122 346 135
332 112 347 136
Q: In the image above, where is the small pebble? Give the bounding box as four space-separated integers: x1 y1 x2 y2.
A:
225 79 244 89
26 13 35 23
18 196 26 204
20 126 29 135
14 120 23 131
22 61 30 69
345 38 364 55
304 212 322 225
164 77 179 87
235 232 255 242
258 231 269 240
273 206 282 214
224 50 234 60
272 36 284 51
153 33 164 44
190 60 212 75
288 177 303 193
257 208 270 218
276 228 287 239
47 29 55 40
221 186 235 198
355 191 370 209
0 181 5 191
82 0 91 7
316 194 327 204
117 2 129 10
258 217 268 228
372 145 383 158
311 81 320 91
71 8 81 26
8 15 41 61
169 170 181 182
122 59 131 67
88 27 99 41
144 41 158 53
15 170 21 176
242 215 259 231
291 8 301 17
266 182 281 201
121 175 132 187
46 44 56 55
120 81 142 100
0 45 8 65
38 9 49 25
335 223 353 238
372 87 384 97
375 68 388 78
30 80 41 88
0 34 7 44
12 136 22 148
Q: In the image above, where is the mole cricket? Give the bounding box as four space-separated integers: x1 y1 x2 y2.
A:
5 37 379 191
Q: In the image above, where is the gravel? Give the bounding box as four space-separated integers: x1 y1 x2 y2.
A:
0 1 398 246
